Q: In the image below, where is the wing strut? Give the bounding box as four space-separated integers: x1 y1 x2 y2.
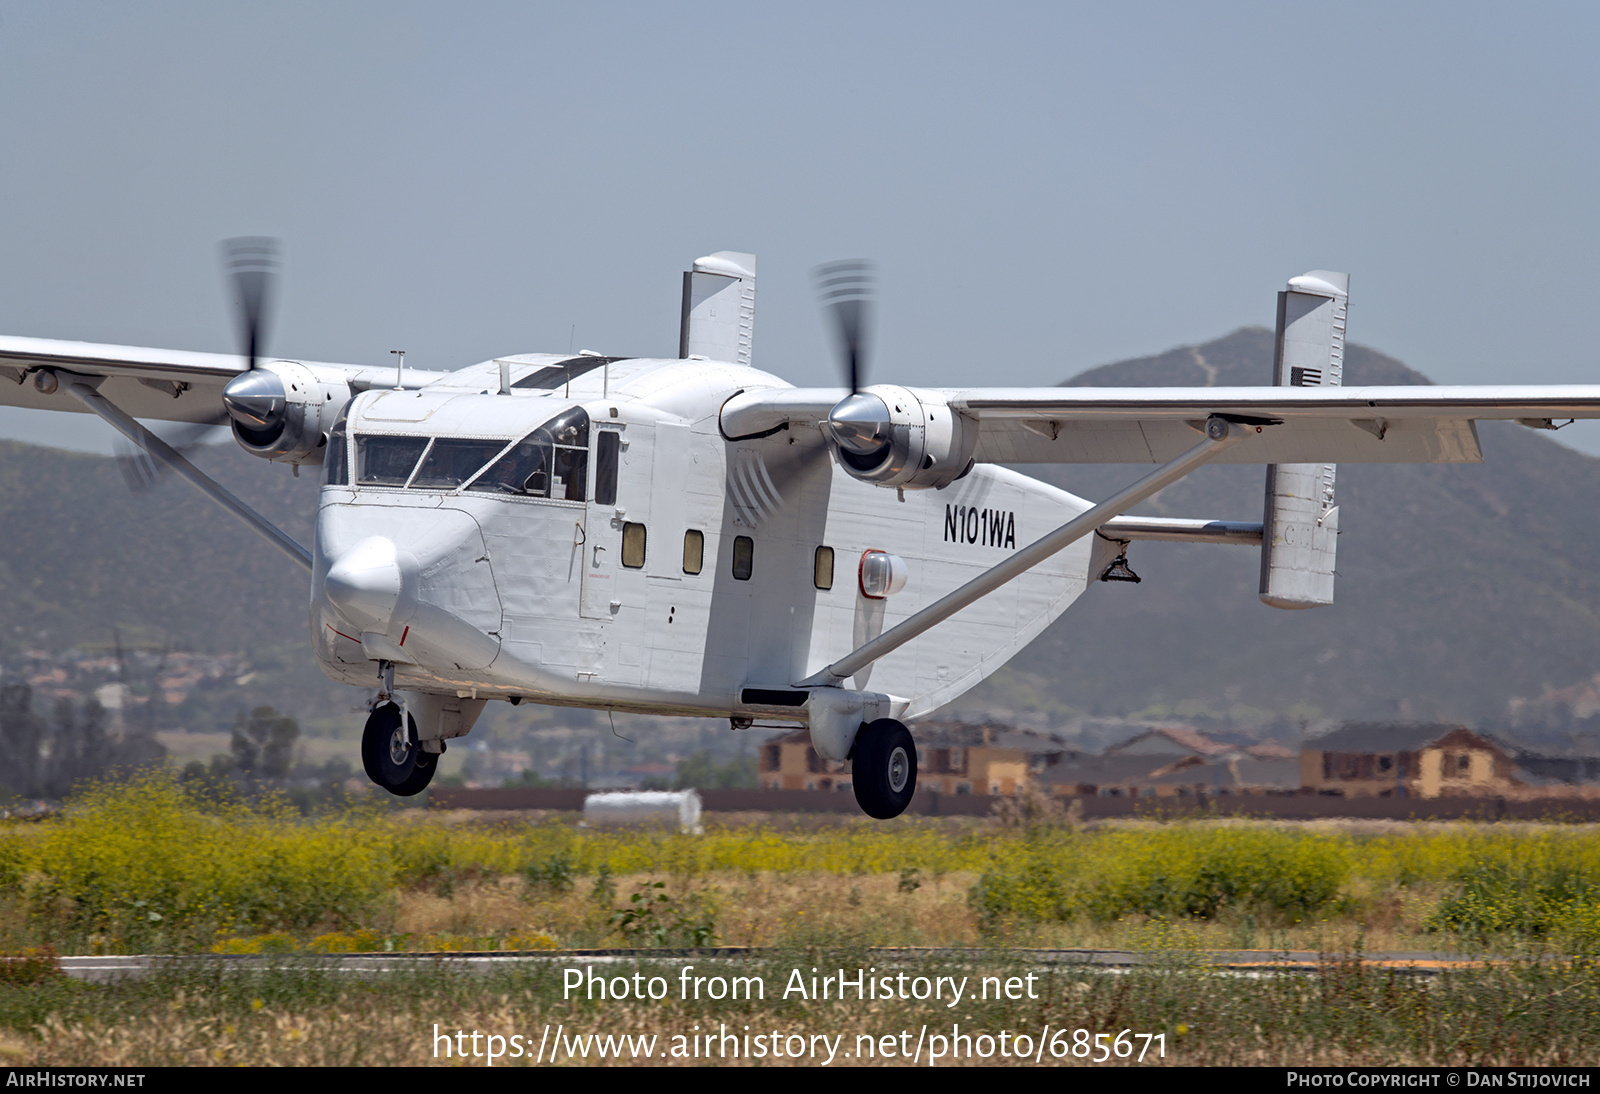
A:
61 374 313 573
796 416 1245 688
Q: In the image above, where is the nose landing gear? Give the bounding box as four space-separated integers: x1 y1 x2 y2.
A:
851 718 917 819
361 701 437 796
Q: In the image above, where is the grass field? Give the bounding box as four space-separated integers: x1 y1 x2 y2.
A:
3 776 1600 1065
5 954 1599 1066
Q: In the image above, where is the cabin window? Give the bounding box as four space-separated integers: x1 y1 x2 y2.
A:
465 406 590 500
323 402 351 486
732 536 754 581
683 530 704 575
622 522 647 568
594 431 620 506
813 546 834 590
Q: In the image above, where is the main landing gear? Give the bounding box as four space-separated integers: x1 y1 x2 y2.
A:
852 718 917 820
362 701 437 796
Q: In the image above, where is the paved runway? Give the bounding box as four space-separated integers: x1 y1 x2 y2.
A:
52 948 1510 983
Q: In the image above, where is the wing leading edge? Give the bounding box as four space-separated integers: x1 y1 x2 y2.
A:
0 335 450 427
720 383 1600 465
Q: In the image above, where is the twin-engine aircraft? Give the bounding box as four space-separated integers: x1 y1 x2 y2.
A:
3 246 1599 817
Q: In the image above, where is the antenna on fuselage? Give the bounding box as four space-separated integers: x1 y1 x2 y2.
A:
390 349 405 391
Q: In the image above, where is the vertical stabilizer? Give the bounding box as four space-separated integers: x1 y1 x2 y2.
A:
679 251 756 366
1260 270 1347 609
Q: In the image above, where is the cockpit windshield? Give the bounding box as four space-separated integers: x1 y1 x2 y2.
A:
411 439 513 489
349 406 591 501
356 436 429 486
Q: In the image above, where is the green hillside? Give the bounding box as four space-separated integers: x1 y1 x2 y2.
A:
0 439 315 655
0 437 342 732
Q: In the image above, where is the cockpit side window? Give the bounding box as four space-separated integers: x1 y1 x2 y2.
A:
324 401 351 486
465 406 591 501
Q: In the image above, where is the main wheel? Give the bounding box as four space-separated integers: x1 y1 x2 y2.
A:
852 718 917 819
361 702 437 796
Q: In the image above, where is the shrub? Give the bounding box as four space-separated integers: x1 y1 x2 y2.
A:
524 855 578 892
969 852 1078 933
970 825 1350 929
1424 835 1600 945
1090 826 1350 923
609 881 716 947
25 776 394 948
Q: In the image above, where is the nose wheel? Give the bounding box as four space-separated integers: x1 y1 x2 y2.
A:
361 701 436 796
851 718 917 819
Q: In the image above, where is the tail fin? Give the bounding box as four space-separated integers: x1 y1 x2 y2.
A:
679 251 756 366
1259 270 1348 609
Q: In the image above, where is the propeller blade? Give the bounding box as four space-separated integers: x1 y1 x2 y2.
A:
113 438 162 493
113 424 229 493
813 260 875 394
222 237 279 371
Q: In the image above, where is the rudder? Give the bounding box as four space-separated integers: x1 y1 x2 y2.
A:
1259 271 1347 609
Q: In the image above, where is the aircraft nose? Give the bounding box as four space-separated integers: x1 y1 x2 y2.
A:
324 535 416 633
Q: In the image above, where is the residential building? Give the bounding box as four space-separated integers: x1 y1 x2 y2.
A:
1299 723 1520 798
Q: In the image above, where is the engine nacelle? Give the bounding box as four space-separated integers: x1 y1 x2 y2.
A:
830 384 977 490
223 360 352 464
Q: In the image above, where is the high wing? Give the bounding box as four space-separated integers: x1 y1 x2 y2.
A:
953 385 1600 464
0 334 454 573
0 334 447 425
719 383 1600 465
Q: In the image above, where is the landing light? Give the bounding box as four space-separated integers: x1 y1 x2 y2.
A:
859 550 908 599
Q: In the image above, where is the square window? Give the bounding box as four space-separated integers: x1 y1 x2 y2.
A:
683 529 704 575
621 522 647 568
732 536 753 581
814 545 834 590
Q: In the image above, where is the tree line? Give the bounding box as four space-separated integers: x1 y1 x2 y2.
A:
0 684 166 800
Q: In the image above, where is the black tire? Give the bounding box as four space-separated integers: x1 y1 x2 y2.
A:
361 702 436 796
852 718 917 819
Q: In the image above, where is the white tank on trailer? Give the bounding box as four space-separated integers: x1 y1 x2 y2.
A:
582 790 704 834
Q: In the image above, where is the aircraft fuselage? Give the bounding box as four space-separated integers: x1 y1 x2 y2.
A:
309 353 1100 741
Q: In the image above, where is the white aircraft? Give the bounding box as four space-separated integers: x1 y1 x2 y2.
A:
3 245 1598 818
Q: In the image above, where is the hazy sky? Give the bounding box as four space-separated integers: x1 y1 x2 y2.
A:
4 3 1600 452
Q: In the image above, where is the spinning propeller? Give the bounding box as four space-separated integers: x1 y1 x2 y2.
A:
113 423 226 492
814 260 895 469
112 238 281 490
218 237 288 443
814 259 874 395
